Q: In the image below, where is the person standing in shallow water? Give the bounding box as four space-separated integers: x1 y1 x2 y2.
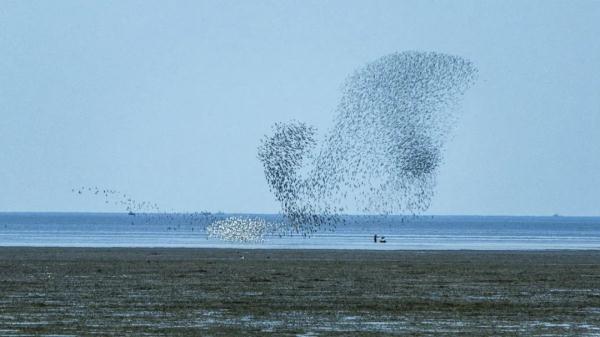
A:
374 234 378 243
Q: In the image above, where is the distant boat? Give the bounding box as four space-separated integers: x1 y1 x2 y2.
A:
128 211 136 216
552 213 561 217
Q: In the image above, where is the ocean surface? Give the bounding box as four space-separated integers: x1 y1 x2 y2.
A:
1 212 600 250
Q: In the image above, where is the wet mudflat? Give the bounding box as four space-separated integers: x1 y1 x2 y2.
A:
1 248 600 336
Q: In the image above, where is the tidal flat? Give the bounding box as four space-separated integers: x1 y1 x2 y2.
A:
1 248 600 336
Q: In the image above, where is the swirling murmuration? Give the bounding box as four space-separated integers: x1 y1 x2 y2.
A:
257 51 477 236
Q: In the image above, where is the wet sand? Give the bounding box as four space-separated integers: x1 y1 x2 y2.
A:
1 248 600 336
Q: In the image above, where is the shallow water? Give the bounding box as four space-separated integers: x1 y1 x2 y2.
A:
1 213 599 250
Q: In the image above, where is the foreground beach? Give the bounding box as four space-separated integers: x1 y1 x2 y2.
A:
1 248 600 336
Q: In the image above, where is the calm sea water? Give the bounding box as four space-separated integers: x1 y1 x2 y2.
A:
1 212 600 250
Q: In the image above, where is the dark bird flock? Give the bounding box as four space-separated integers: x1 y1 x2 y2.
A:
75 51 477 242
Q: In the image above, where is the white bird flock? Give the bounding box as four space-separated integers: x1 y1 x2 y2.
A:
206 217 272 243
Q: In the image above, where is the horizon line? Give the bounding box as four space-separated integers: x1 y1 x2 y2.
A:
0 211 599 218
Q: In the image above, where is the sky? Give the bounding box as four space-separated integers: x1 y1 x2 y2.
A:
1 0 599 216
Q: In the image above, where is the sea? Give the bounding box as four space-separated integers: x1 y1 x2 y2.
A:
1 212 600 250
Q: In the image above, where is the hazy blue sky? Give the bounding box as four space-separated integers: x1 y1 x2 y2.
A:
1 0 599 215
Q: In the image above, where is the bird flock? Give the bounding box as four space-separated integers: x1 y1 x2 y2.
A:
71 186 160 214
72 186 274 241
73 51 477 243
253 51 477 238
71 186 217 230
206 217 272 243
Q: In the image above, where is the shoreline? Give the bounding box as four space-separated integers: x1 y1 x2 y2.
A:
0 244 600 249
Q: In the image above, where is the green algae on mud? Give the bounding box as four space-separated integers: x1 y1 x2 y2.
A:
1 248 600 336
